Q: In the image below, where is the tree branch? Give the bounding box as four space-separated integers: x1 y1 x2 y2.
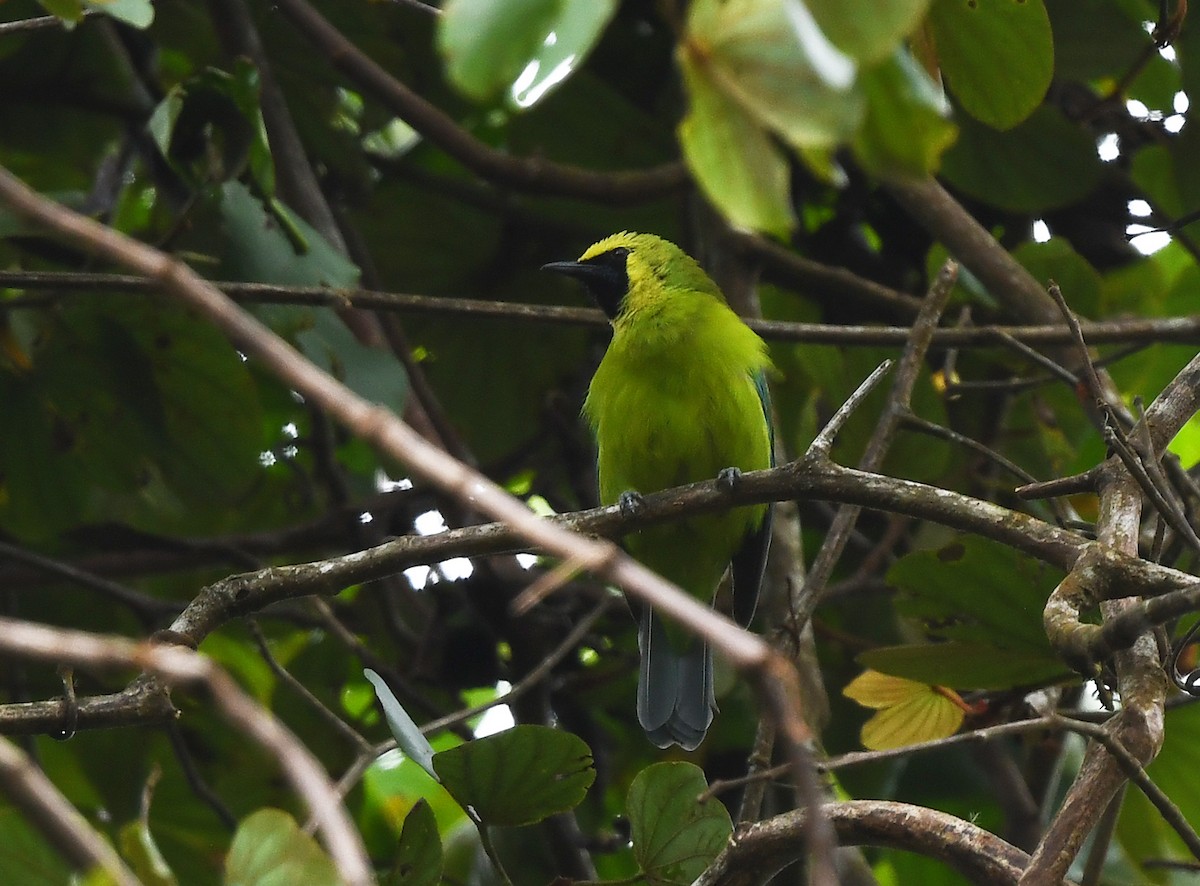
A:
698 800 1041 886
0 617 373 886
270 0 687 204
6 270 1200 347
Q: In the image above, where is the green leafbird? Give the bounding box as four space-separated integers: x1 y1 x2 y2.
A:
544 232 773 750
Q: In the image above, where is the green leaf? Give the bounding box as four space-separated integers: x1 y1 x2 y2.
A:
682 0 865 152
296 311 408 412
875 537 1068 689
1117 702 1200 870
365 669 438 781
432 725 595 827
1132 123 1200 230
223 809 339 886
853 48 957 178
215 182 358 288
1012 238 1103 318
439 0 617 108
808 0 930 63
677 55 795 236
930 0 1053 129
119 820 178 886
388 800 442 886
860 641 1071 690
627 762 732 886
85 0 155 28
37 0 85 24
940 106 1102 212
1045 0 1147 82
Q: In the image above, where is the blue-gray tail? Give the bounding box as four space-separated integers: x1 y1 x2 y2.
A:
636 610 714 750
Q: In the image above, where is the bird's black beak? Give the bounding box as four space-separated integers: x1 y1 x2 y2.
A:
541 258 627 319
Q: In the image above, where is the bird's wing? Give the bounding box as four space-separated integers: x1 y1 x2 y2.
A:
731 369 773 627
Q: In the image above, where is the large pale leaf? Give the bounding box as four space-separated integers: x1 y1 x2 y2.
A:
439 0 617 109
627 762 732 886
432 725 594 827
929 0 1053 130
223 809 338 886
85 0 154 29
681 0 864 152
677 54 794 236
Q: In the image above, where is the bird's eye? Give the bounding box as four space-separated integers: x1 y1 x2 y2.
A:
588 246 630 269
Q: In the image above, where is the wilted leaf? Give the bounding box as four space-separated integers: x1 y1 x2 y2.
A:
432 725 594 827
930 0 1053 130
365 669 438 781
627 762 732 886
223 809 338 886
843 670 965 750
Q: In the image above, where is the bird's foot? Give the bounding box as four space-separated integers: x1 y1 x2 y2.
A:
618 490 645 517
717 466 742 492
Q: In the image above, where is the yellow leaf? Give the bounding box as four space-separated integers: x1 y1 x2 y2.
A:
844 670 965 750
844 669 925 708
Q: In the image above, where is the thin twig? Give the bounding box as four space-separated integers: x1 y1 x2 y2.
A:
798 261 958 627
0 539 180 623
9 269 1200 346
807 360 896 455
165 722 238 831
248 621 373 753
333 597 614 801
900 412 1075 525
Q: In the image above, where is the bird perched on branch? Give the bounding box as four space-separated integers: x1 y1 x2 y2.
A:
543 232 773 750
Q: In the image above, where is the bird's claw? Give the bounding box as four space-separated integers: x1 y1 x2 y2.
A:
618 490 645 517
717 466 742 491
